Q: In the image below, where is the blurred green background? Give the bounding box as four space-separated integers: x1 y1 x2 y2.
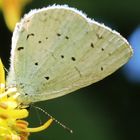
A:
0 0 140 140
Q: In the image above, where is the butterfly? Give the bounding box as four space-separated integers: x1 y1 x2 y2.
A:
0 5 133 140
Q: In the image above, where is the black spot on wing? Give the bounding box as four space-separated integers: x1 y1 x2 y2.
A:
71 57 76 61
90 43 94 48
26 33 35 40
17 47 24 51
65 36 69 39
61 55 64 59
101 48 104 51
45 76 50 80
35 62 38 66
57 33 61 36
101 67 104 71
38 41 42 44
19 83 24 89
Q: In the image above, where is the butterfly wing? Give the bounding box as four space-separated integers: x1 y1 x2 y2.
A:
7 5 133 104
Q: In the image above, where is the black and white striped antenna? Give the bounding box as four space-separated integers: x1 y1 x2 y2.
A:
32 105 73 133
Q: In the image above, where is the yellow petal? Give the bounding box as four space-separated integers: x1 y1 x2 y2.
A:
1 0 32 31
0 59 5 93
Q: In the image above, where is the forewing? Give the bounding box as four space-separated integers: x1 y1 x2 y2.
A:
7 6 133 104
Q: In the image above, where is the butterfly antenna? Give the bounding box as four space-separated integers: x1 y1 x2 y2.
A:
32 105 73 133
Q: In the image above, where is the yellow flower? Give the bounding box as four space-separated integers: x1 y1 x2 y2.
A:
0 59 53 140
0 0 32 31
